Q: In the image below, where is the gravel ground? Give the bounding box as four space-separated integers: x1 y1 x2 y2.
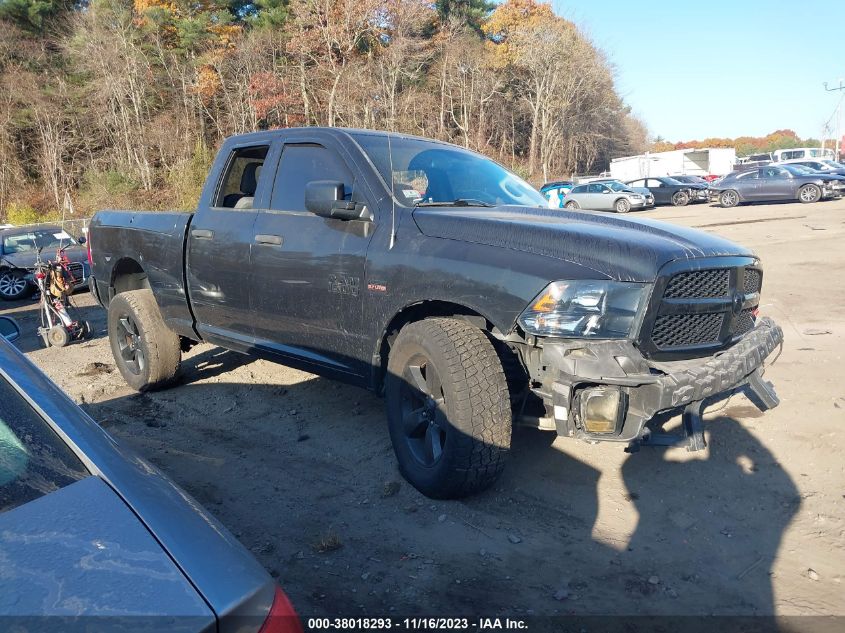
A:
2 198 843 621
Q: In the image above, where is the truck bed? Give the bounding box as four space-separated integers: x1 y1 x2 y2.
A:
88 211 196 339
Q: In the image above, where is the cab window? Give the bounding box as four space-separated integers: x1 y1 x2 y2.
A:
215 145 269 210
270 144 354 212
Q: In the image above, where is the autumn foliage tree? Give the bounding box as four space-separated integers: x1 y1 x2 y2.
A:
0 0 653 220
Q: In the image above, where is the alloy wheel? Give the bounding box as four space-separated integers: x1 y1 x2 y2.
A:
0 272 26 298
400 355 447 467
116 315 145 375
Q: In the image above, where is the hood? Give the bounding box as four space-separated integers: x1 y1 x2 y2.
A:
412 206 753 282
1 245 86 270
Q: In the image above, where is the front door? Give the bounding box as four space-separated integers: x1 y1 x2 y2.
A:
250 139 375 378
187 142 275 351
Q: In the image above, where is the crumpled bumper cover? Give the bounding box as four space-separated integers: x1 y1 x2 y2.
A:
543 317 784 443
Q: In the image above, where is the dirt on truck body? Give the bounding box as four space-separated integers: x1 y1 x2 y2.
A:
88 127 784 498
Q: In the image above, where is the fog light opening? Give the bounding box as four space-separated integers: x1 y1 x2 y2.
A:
579 386 626 435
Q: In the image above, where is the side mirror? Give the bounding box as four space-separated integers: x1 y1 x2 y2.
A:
77 236 86 245
0 316 20 343
305 180 367 221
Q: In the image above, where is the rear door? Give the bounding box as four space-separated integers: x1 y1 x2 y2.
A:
249 136 376 378
187 140 278 350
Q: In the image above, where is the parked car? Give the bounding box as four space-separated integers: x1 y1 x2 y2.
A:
625 177 706 206
0 315 300 633
540 181 574 208
0 225 89 300
777 159 845 177
88 127 784 499
670 174 709 186
711 165 838 207
592 178 655 208
778 164 845 195
562 181 649 212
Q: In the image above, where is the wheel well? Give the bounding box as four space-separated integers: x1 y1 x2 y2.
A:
375 301 497 392
110 258 150 297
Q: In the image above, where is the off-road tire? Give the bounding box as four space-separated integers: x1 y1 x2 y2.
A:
720 190 739 208
798 184 821 204
614 198 631 213
108 289 181 391
672 191 690 206
386 318 511 499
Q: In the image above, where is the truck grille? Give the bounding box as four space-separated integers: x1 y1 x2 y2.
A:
66 262 85 284
640 261 763 359
664 269 729 298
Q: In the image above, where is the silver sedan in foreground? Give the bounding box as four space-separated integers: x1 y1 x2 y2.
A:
0 316 301 633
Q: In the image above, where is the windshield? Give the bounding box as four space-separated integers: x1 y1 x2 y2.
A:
2 229 76 255
606 181 632 192
661 177 685 185
352 133 547 208
823 160 845 169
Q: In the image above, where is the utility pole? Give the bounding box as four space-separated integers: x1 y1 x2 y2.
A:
823 80 844 160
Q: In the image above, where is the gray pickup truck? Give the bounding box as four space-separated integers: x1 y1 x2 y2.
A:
88 127 784 499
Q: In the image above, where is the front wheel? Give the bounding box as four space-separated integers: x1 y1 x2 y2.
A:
108 289 181 391
720 190 739 208
386 318 511 499
615 198 631 213
0 270 31 301
564 201 579 209
672 191 690 206
798 184 821 203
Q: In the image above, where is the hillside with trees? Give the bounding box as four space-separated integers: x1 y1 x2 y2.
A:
0 0 648 222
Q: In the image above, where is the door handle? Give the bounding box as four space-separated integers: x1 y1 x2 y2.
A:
255 234 283 246
191 229 214 240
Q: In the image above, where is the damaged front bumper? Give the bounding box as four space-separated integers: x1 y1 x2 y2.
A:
525 317 784 451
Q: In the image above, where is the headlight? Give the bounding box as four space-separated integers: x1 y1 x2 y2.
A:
518 280 648 338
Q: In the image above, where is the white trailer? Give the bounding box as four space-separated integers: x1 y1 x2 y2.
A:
609 148 737 181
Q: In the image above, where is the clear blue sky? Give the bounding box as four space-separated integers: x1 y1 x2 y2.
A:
552 0 845 142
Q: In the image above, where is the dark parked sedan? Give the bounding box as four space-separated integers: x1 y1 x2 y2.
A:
625 176 707 206
0 316 300 633
781 159 845 177
0 225 89 300
711 165 838 207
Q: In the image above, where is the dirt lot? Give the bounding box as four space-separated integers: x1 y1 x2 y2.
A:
2 198 844 622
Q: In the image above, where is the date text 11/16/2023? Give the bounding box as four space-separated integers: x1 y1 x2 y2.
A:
306 617 528 630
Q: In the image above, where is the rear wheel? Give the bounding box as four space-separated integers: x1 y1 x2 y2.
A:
47 325 69 348
720 190 739 208
386 318 511 499
614 198 631 213
0 270 30 301
798 184 821 203
108 289 181 391
672 191 690 206
565 201 579 209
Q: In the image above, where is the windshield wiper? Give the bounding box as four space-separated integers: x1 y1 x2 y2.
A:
415 198 494 208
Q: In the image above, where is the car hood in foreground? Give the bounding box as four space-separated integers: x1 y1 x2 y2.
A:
412 206 752 282
0 476 214 631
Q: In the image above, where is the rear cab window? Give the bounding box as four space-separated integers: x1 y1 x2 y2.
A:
215 146 270 210
0 377 89 515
